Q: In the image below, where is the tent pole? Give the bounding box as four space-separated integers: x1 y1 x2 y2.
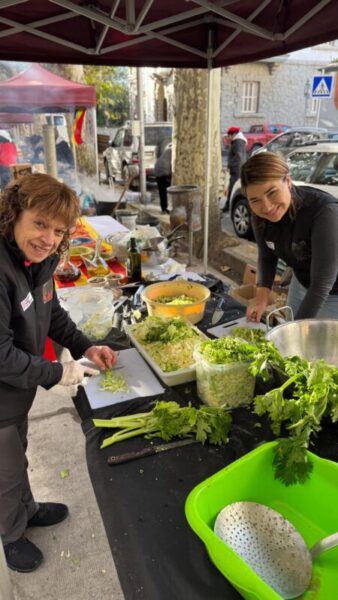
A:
136 67 147 202
203 55 213 275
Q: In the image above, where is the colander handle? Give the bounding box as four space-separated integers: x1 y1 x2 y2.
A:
310 532 338 560
266 305 294 330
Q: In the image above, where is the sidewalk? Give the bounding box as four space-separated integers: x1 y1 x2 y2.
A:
8 380 124 600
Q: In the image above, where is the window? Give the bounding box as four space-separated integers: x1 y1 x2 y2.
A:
241 81 259 113
287 152 319 182
112 129 124 147
123 129 133 147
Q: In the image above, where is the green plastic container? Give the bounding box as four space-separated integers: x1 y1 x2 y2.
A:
185 442 338 600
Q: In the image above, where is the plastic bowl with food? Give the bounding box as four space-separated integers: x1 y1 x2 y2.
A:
141 280 210 324
69 245 94 266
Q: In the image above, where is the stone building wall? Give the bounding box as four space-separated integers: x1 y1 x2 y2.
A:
220 60 325 133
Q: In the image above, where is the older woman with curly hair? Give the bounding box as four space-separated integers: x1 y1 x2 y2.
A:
0 174 117 573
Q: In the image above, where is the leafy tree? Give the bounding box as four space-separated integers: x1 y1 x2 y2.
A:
83 66 129 126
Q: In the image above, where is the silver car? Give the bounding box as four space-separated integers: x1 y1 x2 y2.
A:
229 142 338 238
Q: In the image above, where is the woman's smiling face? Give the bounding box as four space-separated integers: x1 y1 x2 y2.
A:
14 208 67 262
246 175 292 222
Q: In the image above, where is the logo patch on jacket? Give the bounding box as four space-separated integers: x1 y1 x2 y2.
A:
21 292 34 311
265 240 275 250
42 279 53 303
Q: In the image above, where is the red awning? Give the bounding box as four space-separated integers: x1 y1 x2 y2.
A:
0 1 336 69
0 64 96 112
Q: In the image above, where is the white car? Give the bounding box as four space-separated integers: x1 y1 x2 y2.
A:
103 122 172 187
228 142 338 239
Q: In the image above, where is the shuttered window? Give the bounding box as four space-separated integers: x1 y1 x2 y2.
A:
241 81 259 113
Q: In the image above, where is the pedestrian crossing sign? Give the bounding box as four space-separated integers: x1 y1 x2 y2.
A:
311 75 333 98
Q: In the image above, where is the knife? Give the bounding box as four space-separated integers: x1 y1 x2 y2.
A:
107 438 198 465
211 297 224 325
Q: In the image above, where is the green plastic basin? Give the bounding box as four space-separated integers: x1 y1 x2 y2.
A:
185 442 338 600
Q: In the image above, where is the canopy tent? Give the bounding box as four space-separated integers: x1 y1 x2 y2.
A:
0 1 336 69
0 112 33 125
0 0 337 270
0 63 96 112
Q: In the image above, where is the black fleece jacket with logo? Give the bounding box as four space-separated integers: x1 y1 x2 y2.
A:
0 236 93 427
253 185 338 319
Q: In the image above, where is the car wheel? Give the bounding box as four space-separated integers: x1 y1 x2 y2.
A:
231 196 253 239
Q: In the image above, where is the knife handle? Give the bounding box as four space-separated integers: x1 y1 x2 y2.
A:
107 446 157 465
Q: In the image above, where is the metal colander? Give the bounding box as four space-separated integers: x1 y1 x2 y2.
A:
214 502 312 599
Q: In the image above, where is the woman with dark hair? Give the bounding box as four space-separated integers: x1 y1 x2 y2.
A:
0 174 117 573
241 151 338 322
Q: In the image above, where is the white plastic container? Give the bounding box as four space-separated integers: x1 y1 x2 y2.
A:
125 324 206 386
193 348 255 408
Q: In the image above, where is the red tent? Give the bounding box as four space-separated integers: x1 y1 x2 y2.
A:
0 64 96 112
0 113 34 125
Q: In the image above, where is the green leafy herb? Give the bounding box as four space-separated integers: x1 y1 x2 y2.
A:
93 400 232 449
230 326 266 344
251 349 338 486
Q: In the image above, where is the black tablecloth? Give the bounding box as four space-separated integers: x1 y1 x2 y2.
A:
73 286 338 600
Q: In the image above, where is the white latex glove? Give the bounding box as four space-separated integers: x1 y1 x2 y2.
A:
59 361 100 386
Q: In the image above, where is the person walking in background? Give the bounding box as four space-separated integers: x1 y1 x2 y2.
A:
0 129 18 190
154 144 172 214
55 127 75 185
0 173 117 573
241 152 338 321
222 126 247 212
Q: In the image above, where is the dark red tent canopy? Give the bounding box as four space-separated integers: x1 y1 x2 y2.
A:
0 64 96 112
0 1 337 69
0 112 34 125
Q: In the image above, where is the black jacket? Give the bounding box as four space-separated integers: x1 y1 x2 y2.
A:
227 136 247 177
0 237 93 427
254 185 338 318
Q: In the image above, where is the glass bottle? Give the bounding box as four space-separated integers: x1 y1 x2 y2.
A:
54 248 81 283
127 237 142 282
83 236 111 277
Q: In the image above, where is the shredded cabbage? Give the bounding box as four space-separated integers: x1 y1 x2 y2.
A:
130 316 203 372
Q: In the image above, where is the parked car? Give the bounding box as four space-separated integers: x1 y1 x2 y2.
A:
103 122 172 186
253 127 328 157
228 142 338 238
222 123 290 155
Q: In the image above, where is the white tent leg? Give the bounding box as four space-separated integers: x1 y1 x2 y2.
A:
203 61 213 274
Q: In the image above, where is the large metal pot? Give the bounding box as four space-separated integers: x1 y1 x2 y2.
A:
265 319 338 366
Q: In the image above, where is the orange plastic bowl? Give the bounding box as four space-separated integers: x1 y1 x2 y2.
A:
141 280 210 324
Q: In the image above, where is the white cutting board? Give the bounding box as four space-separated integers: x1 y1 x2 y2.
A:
207 316 266 338
81 348 164 409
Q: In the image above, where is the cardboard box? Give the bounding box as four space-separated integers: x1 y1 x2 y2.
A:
243 263 281 286
229 284 278 308
10 163 32 179
243 264 257 285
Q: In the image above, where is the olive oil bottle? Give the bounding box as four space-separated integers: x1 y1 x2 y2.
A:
127 237 142 282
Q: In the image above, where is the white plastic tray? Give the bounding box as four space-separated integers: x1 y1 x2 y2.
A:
207 316 266 338
125 324 206 387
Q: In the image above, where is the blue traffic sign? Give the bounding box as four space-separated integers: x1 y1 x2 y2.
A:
311 75 333 98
